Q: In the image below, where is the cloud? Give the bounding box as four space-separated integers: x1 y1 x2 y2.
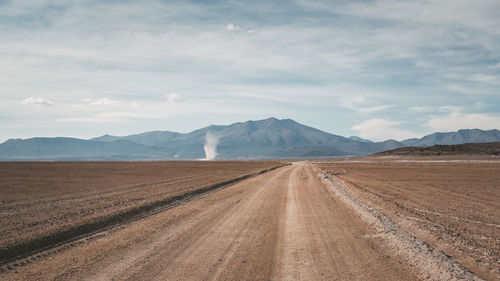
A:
56 111 161 123
427 111 500 132
445 83 495 96
352 118 421 141
71 98 120 108
356 105 394 113
336 0 500 30
225 23 240 31
471 74 499 84
55 117 116 123
409 106 435 113
21 97 54 107
88 98 118 106
447 84 473 94
165 93 180 102
1 1 500 141
340 95 393 113
437 106 464 113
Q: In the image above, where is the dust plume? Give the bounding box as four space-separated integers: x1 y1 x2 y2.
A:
203 132 218 160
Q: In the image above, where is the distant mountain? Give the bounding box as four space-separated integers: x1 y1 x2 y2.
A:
0 138 172 160
1 118 499 161
374 142 500 157
348 136 373 143
89 118 404 159
402 129 500 146
91 131 180 147
0 118 405 160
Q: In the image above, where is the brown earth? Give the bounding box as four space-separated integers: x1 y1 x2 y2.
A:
2 161 494 280
316 161 500 281
1 162 426 281
0 161 281 259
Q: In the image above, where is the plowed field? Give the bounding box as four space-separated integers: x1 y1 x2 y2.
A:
317 161 500 280
0 161 282 261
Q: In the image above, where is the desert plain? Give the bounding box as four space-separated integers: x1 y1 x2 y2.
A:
0 158 499 280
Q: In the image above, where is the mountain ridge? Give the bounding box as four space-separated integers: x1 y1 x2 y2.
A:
0 137 171 160
401 128 500 146
1 118 499 160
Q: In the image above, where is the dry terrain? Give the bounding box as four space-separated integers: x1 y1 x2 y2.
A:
1 160 497 280
317 161 500 280
0 161 281 262
374 142 500 157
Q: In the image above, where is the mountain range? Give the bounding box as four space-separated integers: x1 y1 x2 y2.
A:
1 117 499 160
400 129 500 146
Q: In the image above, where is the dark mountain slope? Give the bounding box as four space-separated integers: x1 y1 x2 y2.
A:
374 142 500 156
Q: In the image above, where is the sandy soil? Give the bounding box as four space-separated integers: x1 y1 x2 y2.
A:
316 161 500 280
1 163 423 281
0 161 280 258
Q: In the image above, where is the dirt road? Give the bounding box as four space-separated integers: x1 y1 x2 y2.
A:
3 163 447 280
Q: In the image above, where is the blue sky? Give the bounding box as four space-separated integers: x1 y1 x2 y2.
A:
1 0 499 142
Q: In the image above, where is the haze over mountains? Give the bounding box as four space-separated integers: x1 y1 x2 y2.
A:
1 118 499 160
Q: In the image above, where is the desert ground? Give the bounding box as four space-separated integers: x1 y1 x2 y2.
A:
1 160 498 280
0 161 282 263
316 160 500 281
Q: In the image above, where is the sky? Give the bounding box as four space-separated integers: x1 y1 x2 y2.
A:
1 0 500 142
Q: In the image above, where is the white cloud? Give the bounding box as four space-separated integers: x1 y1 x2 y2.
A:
95 111 159 119
56 111 161 123
446 84 490 95
409 106 435 113
340 95 393 113
471 74 499 84
88 98 118 106
165 93 180 102
427 111 500 132
447 84 470 94
352 118 421 141
55 117 116 123
225 23 240 31
356 105 394 113
21 97 54 107
71 97 120 108
437 106 464 113
337 0 500 31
